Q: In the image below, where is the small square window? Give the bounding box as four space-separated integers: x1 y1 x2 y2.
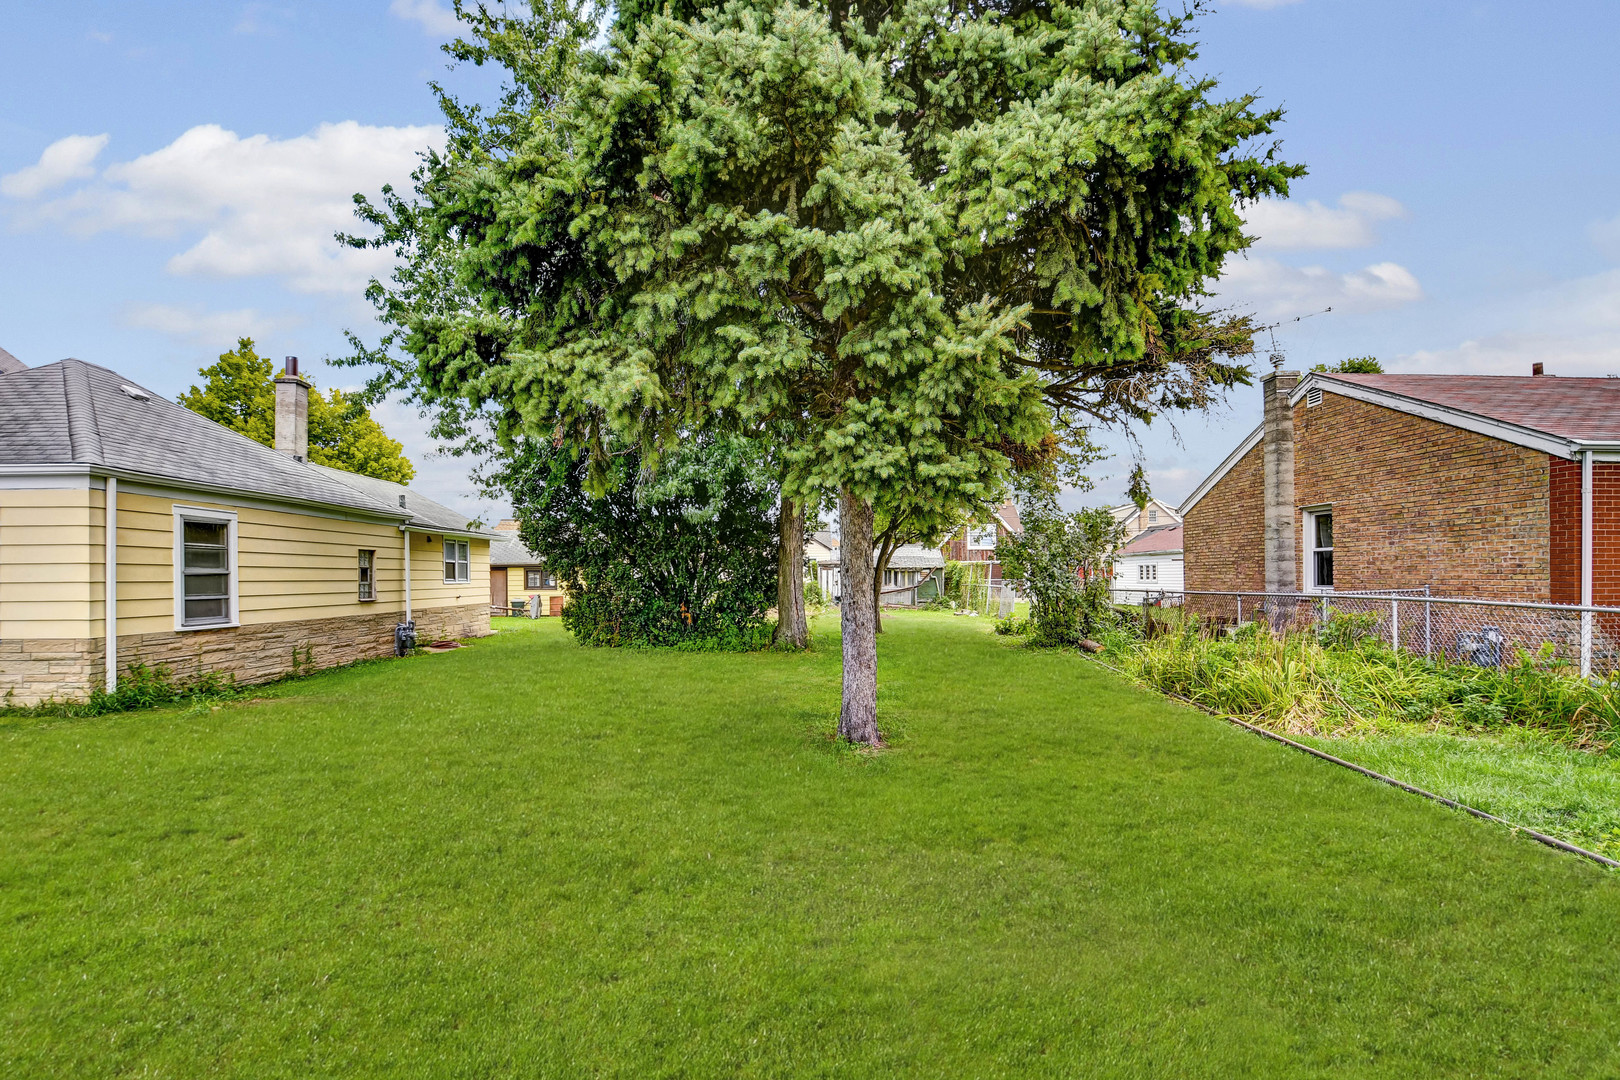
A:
358 549 376 601
524 567 556 590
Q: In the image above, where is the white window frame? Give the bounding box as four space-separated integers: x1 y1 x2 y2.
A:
1303 506 1334 592
172 505 239 631
444 538 471 584
358 549 376 601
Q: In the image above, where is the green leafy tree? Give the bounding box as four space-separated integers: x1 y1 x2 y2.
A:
1311 356 1384 374
498 433 780 648
182 338 415 483
342 0 1300 743
999 499 1127 647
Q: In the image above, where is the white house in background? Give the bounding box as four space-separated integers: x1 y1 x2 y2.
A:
1109 497 1182 541
1111 523 1184 603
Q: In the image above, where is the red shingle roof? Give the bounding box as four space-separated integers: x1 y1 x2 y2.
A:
1330 374 1620 442
1119 523 1182 555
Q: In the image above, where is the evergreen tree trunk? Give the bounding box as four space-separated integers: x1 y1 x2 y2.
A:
838 488 880 745
773 494 808 649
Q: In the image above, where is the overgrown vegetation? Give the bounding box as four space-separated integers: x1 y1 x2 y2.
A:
1100 614 1620 746
1 664 240 722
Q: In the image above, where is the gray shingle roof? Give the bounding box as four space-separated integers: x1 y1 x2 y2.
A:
2 358 442 522
489 533 542 567
309 464 495 536
0 345 25 375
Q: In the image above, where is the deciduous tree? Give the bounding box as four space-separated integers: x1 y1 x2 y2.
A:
182 338 416 483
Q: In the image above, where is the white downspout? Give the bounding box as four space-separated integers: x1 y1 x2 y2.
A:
1580 449 1594 679
402 528 413 623
105 475 117 693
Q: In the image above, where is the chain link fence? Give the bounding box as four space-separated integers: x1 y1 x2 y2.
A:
1139 589 1620 679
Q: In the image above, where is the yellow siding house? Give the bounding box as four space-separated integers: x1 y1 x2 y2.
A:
0 352 494 705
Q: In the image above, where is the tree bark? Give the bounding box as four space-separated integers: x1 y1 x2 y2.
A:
838 487 880 745
872 533 899 634
774 494 809 649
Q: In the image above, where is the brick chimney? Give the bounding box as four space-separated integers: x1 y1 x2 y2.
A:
274 356 310 461
1262 368 1300 592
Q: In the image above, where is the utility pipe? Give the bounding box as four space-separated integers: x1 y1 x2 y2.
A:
1582 449 1594 679
402 528 412 623
105 475 117 693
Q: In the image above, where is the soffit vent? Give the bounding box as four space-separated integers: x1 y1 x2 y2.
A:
1306 387 1324 408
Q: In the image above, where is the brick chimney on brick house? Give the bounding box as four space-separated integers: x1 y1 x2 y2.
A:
274 356 310 461
1262 367 1300 592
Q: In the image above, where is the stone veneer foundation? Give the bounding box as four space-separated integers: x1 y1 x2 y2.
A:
1 604 490 707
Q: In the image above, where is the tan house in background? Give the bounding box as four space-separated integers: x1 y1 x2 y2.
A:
1110 497 1181 540
0 352 494 706
489 522 566 616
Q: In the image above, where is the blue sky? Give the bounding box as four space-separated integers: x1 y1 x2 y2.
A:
4 1 1620 521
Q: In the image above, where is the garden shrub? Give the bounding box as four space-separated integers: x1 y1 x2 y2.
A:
498 434 779 650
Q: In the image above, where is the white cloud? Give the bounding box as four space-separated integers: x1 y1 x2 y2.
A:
1590 214 1620 261
31 121 443 295
1218 257 1424 319
390 0 462 35
1243 191 1405 250
1402 268 1620 377
121 303 301 346
1 134 110 198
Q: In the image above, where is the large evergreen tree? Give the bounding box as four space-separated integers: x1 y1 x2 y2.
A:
343 0 1300 743
182 338 416 483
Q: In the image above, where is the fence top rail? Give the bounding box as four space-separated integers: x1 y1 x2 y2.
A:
1181 589 1620 616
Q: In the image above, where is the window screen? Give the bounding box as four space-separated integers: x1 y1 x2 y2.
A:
181 520 230 624
444 540 470 583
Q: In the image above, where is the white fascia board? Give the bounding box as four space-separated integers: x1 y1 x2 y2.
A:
1290 374 1579 459
1179 424 1263 516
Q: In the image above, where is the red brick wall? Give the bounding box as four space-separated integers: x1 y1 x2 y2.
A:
1183 441 1265 594
1292 393 1551 600
1549 458 1620 605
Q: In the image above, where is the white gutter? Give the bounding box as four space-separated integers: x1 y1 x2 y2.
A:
1581 449 1595 678
105 475 117 693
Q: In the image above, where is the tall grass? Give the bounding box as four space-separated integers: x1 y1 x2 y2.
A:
1101 619 1620 747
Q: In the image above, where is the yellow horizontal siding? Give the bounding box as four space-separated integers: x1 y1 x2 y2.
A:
0 487 100 639
3 485 490 642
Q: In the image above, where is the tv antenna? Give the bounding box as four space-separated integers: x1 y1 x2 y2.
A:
1266 306 1332 370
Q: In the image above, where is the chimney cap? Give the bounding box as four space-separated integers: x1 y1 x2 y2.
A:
1532 362 1545 376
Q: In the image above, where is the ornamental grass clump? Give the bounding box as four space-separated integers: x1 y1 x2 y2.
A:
1101 618 1620 747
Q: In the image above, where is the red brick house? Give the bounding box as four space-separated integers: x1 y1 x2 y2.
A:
1181 369 1620 605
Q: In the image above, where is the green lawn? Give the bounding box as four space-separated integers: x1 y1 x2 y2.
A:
1297 729 1620 860
4 613 1620 1077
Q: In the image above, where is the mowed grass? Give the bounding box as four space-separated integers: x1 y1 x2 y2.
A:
1297 729 1620 860
4 613 1620 1077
